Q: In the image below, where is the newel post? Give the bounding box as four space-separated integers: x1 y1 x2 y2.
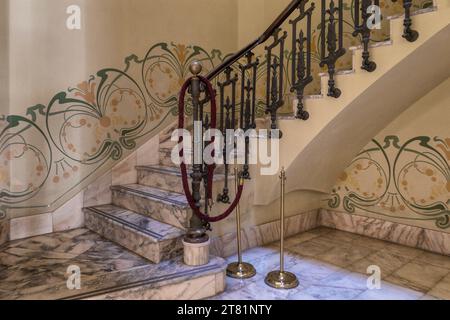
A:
182 61 210 266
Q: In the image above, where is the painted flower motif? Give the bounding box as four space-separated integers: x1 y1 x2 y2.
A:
74 81 97 106
49 72 148 164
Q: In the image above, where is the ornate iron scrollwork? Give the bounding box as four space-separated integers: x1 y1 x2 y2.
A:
392 0 419 42
290 0 315 120
216 67 238 203
353 0 378 72
239 52 259 179
265 28 288 137
319 0 346 98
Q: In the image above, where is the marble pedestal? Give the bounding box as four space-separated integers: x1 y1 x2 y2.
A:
183 239 210 266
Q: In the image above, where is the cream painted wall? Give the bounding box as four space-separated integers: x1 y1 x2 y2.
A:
3 0 239 221
324 77 450 233
0 0 9 245
0 0 8 115
8 0 238 115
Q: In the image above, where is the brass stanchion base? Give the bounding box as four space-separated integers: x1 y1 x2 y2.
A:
264 270 299 289
226 262 256 279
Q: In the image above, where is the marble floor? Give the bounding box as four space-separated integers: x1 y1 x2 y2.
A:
211 227 450 300
2 227 450 300
0 228 225 300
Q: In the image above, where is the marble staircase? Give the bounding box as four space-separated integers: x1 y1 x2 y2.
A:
82 132 227 299
84 137 193 261
79 1 449 300
254 1 450 205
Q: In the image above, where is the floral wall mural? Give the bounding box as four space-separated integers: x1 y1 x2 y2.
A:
0 0 435 221
0 43 225 218
325 136 450 229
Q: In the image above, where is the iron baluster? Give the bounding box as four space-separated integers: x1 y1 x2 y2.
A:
320 0 346 98
392 0 419 42
290 0 315 120
353 0 378 72
217 67 238 204
265 28 287 137
239 52 259 179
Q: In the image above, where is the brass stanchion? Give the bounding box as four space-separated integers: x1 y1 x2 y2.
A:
226 167 256 279
265 167 299 289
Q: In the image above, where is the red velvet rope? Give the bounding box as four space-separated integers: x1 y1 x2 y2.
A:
178 76 244 222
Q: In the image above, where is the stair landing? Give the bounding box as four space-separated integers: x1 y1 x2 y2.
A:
0 228 226 300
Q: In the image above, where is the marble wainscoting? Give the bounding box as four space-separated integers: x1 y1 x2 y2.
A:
0 215 9 246
210 210 319 258
1 135 161 244
0 228 226 300
7 191 85 242
319 209 450 256
89 269 225 300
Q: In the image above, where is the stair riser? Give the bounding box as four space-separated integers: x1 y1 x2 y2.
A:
138 169 234 197
111 189 190 230
138 169 183 193
159 148 227 173
159 148 177 167
85 209 183 263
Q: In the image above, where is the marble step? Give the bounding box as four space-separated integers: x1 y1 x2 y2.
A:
136 165 232 194
159 150 227 173
84 204 184 264
111 184 190 230
158 143 237 173
0 228 226 300
136 165 183 192
159 144 185 167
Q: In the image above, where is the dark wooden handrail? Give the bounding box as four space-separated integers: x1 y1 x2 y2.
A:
205 0 302 80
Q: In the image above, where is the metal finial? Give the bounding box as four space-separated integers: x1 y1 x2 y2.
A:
189 61 203 76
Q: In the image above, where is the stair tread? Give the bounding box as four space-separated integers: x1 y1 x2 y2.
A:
136 165 182 176
348 39 393 52
136 164 232 180
386 6 438 20
111 184 189 207
84 204 184 241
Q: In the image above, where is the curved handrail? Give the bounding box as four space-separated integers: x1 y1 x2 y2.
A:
205 0 303 80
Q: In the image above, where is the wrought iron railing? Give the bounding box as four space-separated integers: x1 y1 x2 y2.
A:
178 0 421 242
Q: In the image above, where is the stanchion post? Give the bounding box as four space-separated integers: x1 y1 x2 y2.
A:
226 167 256 279
265 167 299 289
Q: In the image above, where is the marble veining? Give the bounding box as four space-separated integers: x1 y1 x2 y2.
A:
111 184 190 230
0 228 226 300
137 166 184 193
159 147 177 167
211 227 450 300
0 217 9 246
87 204 183 240
137 165 230 194
112 184 188 206
210 210 319 258
84 204 184 263
88 273 221 300
320 209 450 256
